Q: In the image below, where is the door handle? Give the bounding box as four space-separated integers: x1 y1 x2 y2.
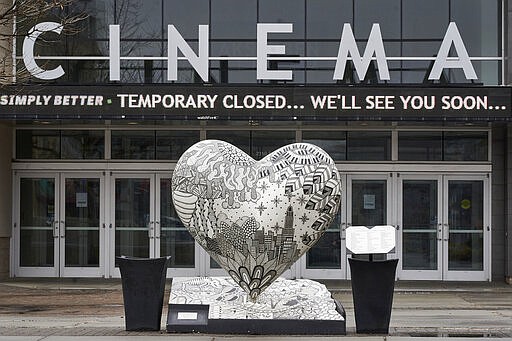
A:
60 221 65 238
148 221 154 239
155 221 161 239
52 220 59 238
443 223 449 241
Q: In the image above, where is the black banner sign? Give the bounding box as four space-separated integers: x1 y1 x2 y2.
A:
0 85 510 121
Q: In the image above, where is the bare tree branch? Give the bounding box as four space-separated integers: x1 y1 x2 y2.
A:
0 0 87 86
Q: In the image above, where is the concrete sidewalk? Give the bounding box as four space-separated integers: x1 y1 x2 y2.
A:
0 278 511 339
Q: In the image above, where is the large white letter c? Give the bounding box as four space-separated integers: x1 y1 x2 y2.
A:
23 22 65 80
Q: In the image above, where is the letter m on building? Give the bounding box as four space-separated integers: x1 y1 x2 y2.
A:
333 23 390 81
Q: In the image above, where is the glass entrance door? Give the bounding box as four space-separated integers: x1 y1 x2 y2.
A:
443 177 489 281
60 174 104 277
398 175 489 281
346 174 394 277
15 172 104 277
16 174 59 277
157 175 199 276
110 175 153 276
398 176 442 280
298 173 346 279
109 173 200 277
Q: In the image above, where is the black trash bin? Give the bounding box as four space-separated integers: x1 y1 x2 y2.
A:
348 258 398 334
117 256 171 331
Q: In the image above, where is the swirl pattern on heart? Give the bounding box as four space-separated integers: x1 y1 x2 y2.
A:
172 140 341 299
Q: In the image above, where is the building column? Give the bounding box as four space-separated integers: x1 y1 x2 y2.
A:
0 0 13 278
0 124 12 278
506 125 512 284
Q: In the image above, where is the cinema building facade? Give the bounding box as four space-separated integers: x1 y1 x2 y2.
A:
0 0 511 284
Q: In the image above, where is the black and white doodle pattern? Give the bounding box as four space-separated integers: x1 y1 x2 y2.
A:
169 277 344 321
172 140 341 299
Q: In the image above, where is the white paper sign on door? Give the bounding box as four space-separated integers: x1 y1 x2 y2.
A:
76 192 88 208
346 225 396 254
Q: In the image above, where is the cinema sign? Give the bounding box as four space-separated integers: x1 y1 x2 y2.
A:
24 22 485 82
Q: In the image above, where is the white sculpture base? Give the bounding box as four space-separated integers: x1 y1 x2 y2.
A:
166 277 346 335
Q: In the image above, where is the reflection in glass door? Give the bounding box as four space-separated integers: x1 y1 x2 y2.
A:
113 177 152 266
351 179 388 227
444 178 487 280
110 174 200 277
158 176 198 276
61 175 103 276
399 177 442 280
17 176 58 276
300 212 343 279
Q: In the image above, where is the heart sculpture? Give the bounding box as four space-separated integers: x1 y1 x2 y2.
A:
171 140 341 299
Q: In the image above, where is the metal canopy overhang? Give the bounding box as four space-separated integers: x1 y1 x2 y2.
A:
0 84 510 122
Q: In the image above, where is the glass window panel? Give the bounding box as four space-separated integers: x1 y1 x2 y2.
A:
20 178 55 267
403 180 438 230
65 230 100 267
306 0 352 39
64 177 101 268
206 131 251 155
444 131 488 161
16 130 60 159
402 180 438 269
115 178 151 259
306 231 341 269
156 130 200 160
117 0 162 39
121 42 163 58
448 181 484 231
60 61 110 84
306 213 341 269
351 180 387 226
398 131 442 161
163 0 209 39
403 232 438 270
20 178 55 228
211 0 257 39
451 0 499 57
302 131 346 160
305 70 337 84
205 130 295 159
306 41 338 63
447 180 484 271
347 131 391 161
448 232 483 271
111 130 155 159
160 179 195 267
258 0 305 39
354 0 400 39
402 0 448 39
61 130 105 159
449 61 500 86
65 179 100 228
69 0 114 39
259 42 306 84
211 43 257 83
402 42 443 84
251 131 295 159
211 42 256 59
20 230 54 267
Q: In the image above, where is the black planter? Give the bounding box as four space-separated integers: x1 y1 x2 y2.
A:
117 256 171 331
348 258 398 334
